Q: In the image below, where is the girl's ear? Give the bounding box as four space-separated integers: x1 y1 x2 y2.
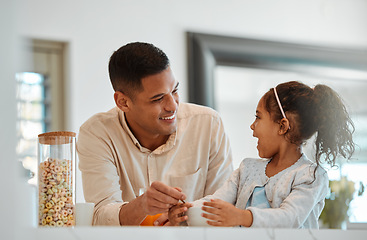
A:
114 91 131 112
279 118 290 135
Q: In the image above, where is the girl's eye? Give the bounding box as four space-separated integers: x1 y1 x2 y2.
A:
255 114 260 119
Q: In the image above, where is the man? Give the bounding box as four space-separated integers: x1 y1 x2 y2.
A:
77 42 233 226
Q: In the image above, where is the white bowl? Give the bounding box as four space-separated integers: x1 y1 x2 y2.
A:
186 206 212 227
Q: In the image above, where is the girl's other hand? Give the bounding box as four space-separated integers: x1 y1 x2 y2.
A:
168 202 193 226
202 199 252 227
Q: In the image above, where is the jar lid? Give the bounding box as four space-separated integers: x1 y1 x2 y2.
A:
38 131 76 145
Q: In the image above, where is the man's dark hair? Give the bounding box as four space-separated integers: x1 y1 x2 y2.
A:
108 42 170 98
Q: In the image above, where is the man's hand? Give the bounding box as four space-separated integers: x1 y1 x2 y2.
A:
141 181 187 215
119 181 187 225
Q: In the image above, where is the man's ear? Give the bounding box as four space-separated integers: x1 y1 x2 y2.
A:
114 91 131 112
279 118 290 135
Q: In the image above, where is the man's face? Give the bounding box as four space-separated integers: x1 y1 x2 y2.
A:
124 67 180 145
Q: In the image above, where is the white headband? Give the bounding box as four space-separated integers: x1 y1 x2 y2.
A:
273 87 287 119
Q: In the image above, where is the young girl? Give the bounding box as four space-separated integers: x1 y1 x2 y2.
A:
168 81 355 228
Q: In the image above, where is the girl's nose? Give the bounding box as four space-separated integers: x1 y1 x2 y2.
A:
250 121 255 130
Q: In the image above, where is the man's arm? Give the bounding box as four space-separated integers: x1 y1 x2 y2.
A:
77 124 126 225
78 122 187 225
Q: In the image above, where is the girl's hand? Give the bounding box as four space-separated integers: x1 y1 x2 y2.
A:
202 199 253 227
168 203 193 226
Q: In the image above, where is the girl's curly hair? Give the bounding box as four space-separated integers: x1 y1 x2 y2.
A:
263 81 355 169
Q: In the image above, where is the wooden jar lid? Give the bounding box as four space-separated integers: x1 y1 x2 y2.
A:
38 131 76 145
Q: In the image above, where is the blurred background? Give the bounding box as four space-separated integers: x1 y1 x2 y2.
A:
1 0 367 237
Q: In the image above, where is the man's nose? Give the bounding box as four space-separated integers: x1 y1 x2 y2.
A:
165 94 178 112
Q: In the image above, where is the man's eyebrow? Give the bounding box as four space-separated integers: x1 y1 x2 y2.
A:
149 82 179 100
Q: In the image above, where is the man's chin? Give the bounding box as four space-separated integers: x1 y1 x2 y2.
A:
164 125 177 135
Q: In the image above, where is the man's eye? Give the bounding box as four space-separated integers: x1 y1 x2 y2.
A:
152 97 163 102
152 96 163 102
172 88 179 94
255 114 260 119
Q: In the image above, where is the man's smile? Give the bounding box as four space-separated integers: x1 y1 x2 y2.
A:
160 114 175 120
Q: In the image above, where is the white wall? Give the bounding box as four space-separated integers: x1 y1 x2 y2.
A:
5 0 367 230
16 0 367 132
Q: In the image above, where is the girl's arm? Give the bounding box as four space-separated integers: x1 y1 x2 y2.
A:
193 166 241 206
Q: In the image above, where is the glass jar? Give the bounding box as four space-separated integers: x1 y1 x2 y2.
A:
38 131 76 227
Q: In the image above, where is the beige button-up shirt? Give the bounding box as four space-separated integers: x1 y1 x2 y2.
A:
77 103 233 225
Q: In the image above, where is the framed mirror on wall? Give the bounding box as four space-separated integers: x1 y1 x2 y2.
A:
187 32 367 226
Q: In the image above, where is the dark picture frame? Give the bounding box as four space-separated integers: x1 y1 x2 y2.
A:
187 32 367 109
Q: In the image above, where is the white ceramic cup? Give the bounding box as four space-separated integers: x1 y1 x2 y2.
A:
186 206 213 227
75 202 95 226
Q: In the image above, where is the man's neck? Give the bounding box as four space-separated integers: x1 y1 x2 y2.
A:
139 135 170 151
123 113 170 151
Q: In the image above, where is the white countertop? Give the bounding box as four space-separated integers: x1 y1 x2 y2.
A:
24 227 367 240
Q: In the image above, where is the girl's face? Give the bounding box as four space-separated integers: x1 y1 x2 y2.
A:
250 97 281 159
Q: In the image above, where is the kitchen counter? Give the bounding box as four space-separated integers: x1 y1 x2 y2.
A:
28 227 367 240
